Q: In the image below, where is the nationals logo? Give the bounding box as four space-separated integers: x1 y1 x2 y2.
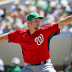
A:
34 34 44 45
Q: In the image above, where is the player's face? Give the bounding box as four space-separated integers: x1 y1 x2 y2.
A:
30 18 41 30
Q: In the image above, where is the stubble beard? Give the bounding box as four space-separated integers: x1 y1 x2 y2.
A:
34 26 39 31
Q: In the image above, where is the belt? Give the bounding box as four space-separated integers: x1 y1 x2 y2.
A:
31 61 47 65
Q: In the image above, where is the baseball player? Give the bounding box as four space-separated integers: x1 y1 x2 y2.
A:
0 12 72 72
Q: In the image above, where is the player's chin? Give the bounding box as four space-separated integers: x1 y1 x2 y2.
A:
35 27 39 30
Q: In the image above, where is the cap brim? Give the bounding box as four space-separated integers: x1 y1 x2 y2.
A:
32 16 44 20
39 17 44 19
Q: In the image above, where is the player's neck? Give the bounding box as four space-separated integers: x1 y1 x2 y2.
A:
29 28 37 35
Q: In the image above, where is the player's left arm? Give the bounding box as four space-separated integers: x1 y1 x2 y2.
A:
58 15 72 29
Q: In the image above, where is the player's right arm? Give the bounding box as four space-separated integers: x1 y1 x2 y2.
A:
0 33 9 42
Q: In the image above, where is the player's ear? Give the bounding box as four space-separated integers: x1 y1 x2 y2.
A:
27 21 30 26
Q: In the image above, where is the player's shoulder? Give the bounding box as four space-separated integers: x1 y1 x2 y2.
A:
15 29 28 34
42 23 58 29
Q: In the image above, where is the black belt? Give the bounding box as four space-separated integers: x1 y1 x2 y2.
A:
31 61 47 65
